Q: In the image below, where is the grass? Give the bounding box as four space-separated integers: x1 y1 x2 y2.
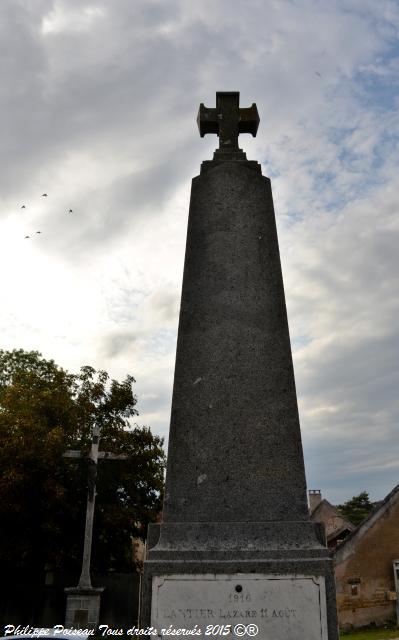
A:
341 626 399 640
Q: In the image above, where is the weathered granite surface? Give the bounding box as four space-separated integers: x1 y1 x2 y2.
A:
162 161 309 525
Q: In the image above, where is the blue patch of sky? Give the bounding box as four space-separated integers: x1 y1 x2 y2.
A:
292 334 312 350
370 137 397 177
310 121 397 211
281 184 360 226
148 328 177 355
260 161 280 180
279 211 304 229
356 65 399 111
333 144 374 183
267 48 399 227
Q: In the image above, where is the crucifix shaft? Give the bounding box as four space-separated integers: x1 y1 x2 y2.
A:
78 424 100 589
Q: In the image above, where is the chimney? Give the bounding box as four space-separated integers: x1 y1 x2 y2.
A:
309 489 322 513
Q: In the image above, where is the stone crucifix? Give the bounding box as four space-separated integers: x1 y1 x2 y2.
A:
197 91 260 151
63 425 128 589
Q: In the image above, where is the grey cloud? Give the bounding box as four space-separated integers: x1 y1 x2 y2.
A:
22 147 192 262
146 289 180 323
137 388 171 417
0 0 202 202
100 329 138 358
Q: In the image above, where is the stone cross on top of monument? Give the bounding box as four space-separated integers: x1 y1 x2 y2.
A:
197 91 259 151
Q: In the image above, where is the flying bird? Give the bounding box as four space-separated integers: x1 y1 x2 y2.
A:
24 235 30 239
42 193 48 197
315 71 322 77
21 205 26 209
36 231 41 234
68 209 73 213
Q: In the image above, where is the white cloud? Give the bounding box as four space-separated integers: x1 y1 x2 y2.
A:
41 3 106 35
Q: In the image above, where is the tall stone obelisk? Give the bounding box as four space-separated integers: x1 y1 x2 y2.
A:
141 92 339 640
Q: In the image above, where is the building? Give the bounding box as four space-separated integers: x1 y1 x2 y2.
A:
309 490 355 549
334 484 399 630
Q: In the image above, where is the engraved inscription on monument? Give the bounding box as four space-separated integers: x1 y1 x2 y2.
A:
152 574 328 639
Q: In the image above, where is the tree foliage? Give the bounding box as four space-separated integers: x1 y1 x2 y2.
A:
0 349 165 581
337 491 374 526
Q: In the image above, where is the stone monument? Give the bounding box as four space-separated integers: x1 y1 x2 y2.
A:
141 92 339 639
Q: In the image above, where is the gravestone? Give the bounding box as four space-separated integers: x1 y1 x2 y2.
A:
141 92 339 639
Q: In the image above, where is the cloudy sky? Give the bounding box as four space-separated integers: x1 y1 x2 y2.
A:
1 0 399 504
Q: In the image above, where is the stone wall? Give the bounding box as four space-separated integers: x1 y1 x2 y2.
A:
334 491 399 630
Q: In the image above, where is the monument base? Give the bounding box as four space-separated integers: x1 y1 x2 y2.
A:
140 522 339 639
152 573 327 639
64 586 104 629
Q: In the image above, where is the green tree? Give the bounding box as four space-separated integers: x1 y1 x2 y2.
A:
0 349 165 582
337 491 374 526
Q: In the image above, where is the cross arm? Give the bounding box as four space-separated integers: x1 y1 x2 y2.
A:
197 105 218 137
63 450 84 458
63 450 129 460
97 452 129 460
238 104 260 136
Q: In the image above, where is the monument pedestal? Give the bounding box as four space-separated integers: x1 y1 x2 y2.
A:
141 93 339 639
64 586 104 629
142 522 337 638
